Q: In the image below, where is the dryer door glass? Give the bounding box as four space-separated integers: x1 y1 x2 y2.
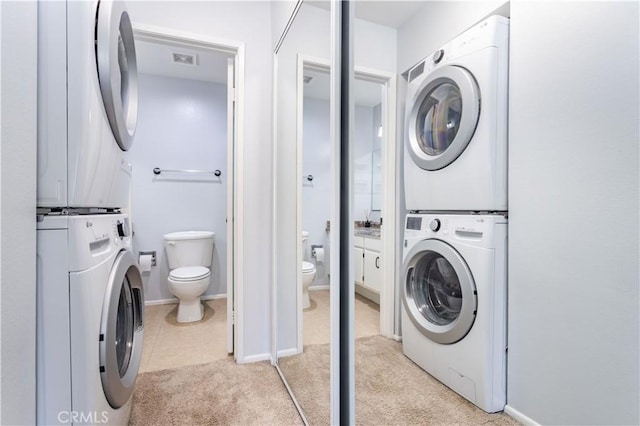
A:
407 66 480 171
96 0 139 151
416 83 462 156
403 239 477 344
100 250 145 409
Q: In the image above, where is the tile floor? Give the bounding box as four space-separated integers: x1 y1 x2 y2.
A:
140 290 379 372
140 298 230 373
303 289 380 346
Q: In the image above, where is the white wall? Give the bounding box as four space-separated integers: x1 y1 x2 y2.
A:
354 18 397 73
128 0 273 360
0 1 37 423
507 2 639 424
129 74 227 303
397 1 506 73
302 97 331 287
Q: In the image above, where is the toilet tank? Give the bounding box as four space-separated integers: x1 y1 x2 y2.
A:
163 231 215 269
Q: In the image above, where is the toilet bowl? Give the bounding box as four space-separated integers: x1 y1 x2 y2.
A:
164 231 215 323
168 266 211 323
302 261 316 309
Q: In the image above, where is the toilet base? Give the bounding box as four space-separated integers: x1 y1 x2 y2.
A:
176 298 204 323
303 289 311 309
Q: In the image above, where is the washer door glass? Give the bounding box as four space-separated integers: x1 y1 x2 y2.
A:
96 0 138 151
403 239 477 344
115 277 135 376
100 250 144 409
407 65 480 171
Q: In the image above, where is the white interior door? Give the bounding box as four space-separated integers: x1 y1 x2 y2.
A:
226 57 236 356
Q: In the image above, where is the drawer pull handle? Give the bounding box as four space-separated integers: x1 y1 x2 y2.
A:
375 256 380 269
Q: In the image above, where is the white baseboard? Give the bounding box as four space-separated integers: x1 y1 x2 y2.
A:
145 298 178 306
504 405 539 425
202 294 227 301
145 293 226 306
277 347 300 358
309 285 330 291
392 334 402 342
240 352 272 364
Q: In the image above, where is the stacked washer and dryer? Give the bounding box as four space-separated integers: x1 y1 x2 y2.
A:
36 1 144 424
401 16 509 413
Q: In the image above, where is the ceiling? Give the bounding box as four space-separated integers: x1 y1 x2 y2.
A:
306 1 425 28
303 69 382 107
134 0 424 85
135 38 233 84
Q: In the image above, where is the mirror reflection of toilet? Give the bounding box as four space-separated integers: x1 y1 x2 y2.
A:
302 231 316 309
164 231 215 323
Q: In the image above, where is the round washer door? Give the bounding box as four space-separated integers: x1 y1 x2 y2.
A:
406 65 480 171
99 250 144 409
403 239 477 344
96 0 138 151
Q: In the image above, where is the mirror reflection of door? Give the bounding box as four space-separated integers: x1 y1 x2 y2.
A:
301 65 331 349
353 78 385 341
273 2 333 424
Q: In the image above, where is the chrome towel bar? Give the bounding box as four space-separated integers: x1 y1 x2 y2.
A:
153 167 222 177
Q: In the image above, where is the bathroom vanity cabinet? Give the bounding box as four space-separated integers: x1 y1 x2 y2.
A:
354 234 381 303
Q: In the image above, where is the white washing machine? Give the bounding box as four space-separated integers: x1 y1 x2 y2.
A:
404 16 509 212
401 213 507 413
37 0 138 209
37 214 144 425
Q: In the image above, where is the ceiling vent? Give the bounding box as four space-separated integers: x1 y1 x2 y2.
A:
303 75 314 84
172 52 198 66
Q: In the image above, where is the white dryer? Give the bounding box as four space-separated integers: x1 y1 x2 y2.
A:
37 214 144 425
38 0 138 209
404 16 509 212
401 213 507 413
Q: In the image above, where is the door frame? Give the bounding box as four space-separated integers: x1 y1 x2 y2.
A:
132 24 245 361
294 55 397 352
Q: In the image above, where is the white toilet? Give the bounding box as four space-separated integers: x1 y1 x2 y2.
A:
302 231 316 309
164 231 215 323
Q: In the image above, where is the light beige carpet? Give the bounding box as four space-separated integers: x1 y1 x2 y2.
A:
129 357 303 425
278 335 519 426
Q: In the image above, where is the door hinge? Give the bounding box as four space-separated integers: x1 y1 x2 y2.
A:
231 310 235 325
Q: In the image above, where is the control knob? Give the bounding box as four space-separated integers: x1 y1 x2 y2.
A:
433 49 445 64
116 219 130 238
429 219 441 232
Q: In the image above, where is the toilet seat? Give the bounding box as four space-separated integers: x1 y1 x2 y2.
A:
169 266 210 282
302 261 316 273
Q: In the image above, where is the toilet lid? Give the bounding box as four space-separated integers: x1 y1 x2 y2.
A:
170 266 210 281
302 261 315 272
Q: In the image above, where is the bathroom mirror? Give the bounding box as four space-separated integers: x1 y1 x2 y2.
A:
273 1 334 423
371 148 382 211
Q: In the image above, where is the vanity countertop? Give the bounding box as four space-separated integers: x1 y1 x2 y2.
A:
355 227 381 238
